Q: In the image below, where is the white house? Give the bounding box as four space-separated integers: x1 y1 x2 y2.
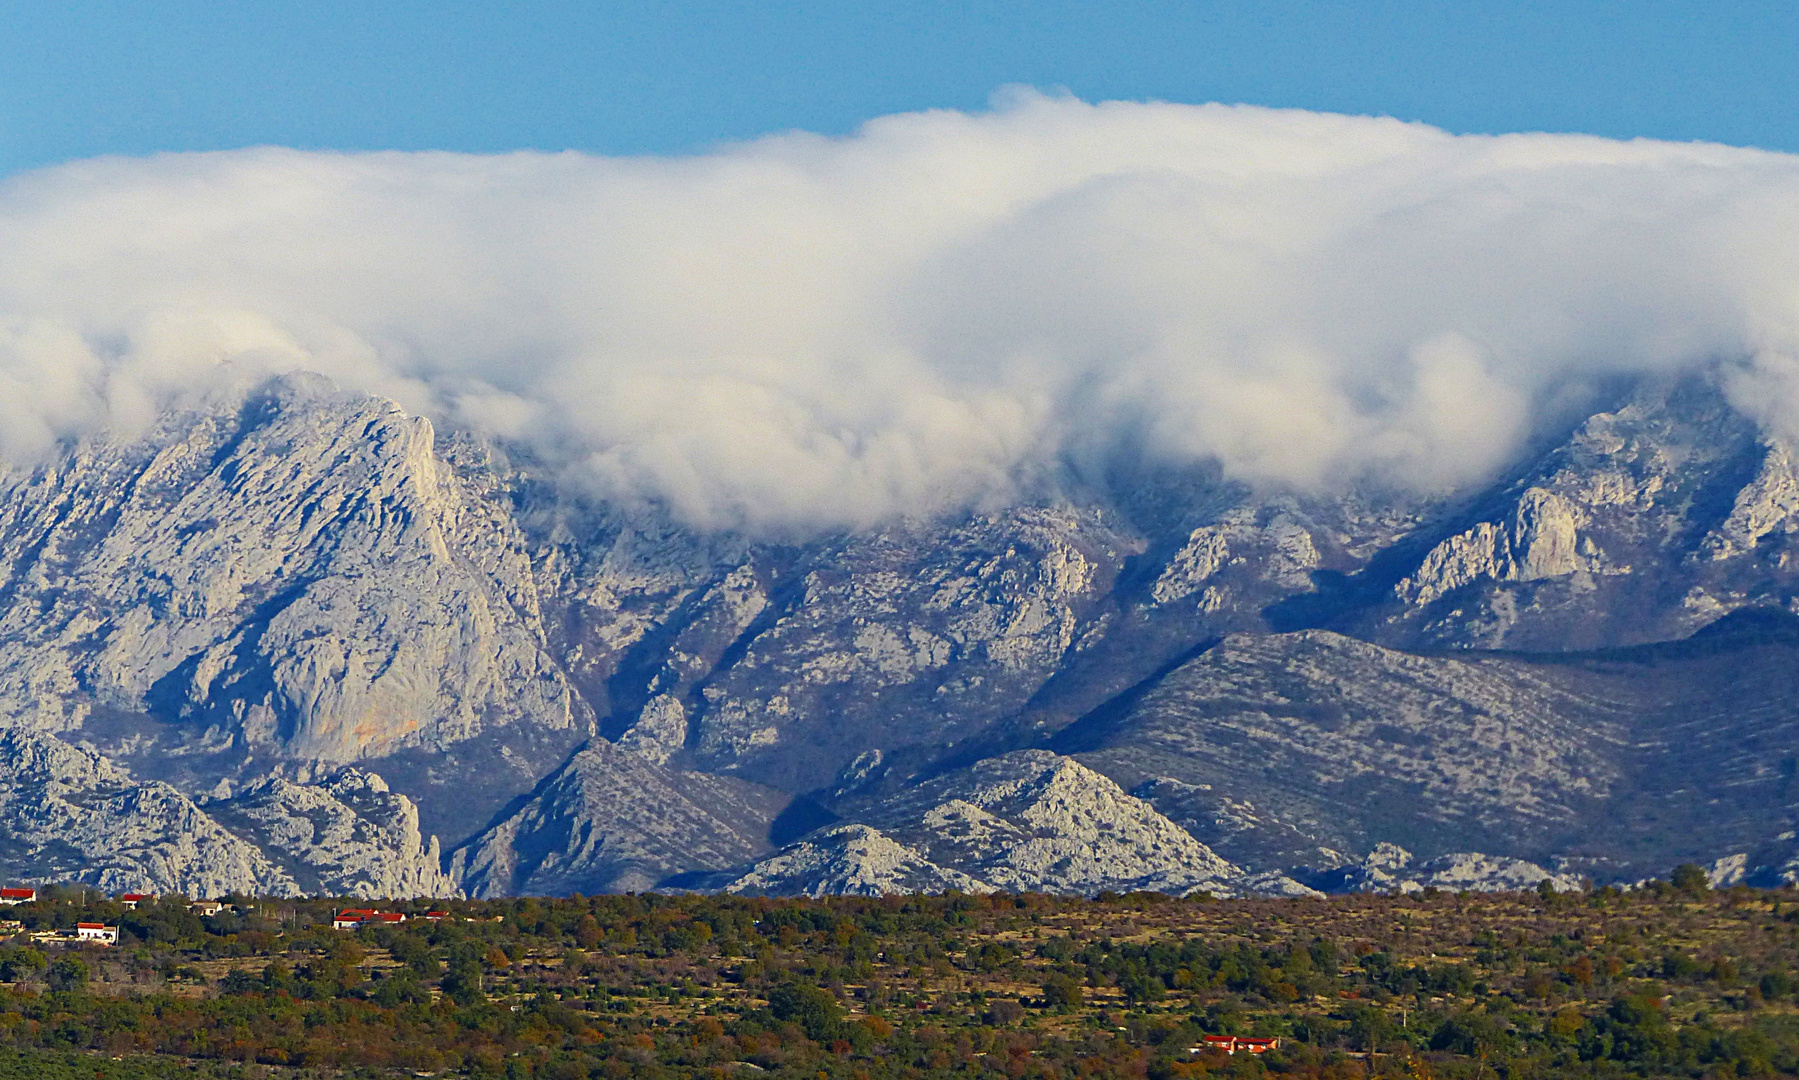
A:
76 923 119 945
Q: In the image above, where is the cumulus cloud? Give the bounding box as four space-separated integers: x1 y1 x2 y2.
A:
2 90 1799 531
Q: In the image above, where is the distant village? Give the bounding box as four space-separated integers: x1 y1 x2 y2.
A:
0 885 451 946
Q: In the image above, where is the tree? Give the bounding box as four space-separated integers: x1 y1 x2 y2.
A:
1041 973 1083 1008
1671 864 1709 895
442 956 484 1006
0 948 46 983
220 968 259 994
1431 1011 1510 1057
45 955 88 992
768 981 843 1041
1350 1005 1396 1052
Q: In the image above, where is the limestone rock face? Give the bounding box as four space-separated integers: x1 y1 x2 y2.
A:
720 824 992 897
0 729 451 898
0 729 291 896
0 373 587 762
666 512 1137 792
745 750 1316 898
6 371 1799 897
449 739 789 897
1398 488 1594 605
1704 441 1799 561
1364 379 1799 650
1305 844 1584 895
207 769 455 899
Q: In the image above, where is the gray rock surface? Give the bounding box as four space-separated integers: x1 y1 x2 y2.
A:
449 739 790 897
205 769 454 898
0 728 289 896
0 728 449 898
2 372 1798 896
719 825 992 897
728 750 1317 898
0 373 588 763
1304 843 1584 895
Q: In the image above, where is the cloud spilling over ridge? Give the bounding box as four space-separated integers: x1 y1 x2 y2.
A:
3 90 1799 531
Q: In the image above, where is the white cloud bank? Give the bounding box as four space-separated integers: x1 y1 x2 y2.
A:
3 90 1799 531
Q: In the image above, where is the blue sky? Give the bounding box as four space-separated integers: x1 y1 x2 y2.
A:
1 1 1796 177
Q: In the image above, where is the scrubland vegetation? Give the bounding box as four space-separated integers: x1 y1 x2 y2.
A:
0 871 1797 1077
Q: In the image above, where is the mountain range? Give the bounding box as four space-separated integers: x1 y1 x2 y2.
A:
2 370 1796 898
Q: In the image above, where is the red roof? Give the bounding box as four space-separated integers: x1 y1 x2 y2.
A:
120 893 152 901
365 912 405 922
337 909 376 917
0 888 35 899
77 922 106 929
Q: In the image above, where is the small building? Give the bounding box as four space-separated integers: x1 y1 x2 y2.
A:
0 919 22 933
0 888 36 906
118 892 153 910
362 912 406 926
76 923 119 945
333 908 377 930
190 900 225 917
1192 1036 1278 1056
423 910 451 921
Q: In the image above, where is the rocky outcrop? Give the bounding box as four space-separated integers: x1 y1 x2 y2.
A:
1397 488 1595 605
665 512 1136 792
1150 509 1322 606
1303 843 1583 895
1369 379 1799 650
782 750 1315 898
206 770 455 898
0 729 291 896
720 825 992 897
0 729 469 898
1703 441 1799 561
0 373 587 762
449 739 789 897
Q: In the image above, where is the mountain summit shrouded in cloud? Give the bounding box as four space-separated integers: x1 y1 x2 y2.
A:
2 90 1797 532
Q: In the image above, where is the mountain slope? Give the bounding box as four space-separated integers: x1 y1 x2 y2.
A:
1 372 1799 896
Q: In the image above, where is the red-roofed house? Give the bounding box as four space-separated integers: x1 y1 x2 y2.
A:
424 911 451 921
1191 1036 1279 1057
76 923 119 945
118 892 153 909
0 888 35 905
333 909 405 930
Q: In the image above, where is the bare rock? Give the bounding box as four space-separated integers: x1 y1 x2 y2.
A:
720 824 991 897
0 373 588 762
816 750 1315 897
0 729 293 896
450 739 789 897
207 769 455 898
